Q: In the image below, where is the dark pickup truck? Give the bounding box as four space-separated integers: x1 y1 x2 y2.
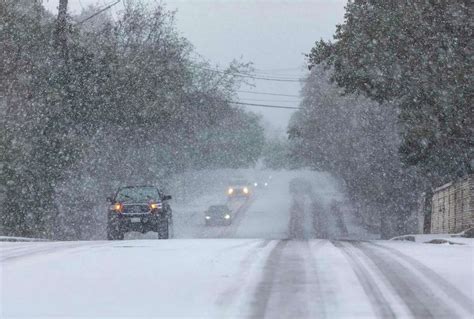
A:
107 185 172 240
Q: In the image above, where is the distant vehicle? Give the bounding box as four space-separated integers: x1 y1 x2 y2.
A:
253 181 269 188
106 185 172 240
227 180 251 199
205 205 232 226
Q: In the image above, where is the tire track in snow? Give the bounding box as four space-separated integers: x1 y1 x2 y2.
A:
248 185 327 318
249 240 327 319
304 240 328 318
366 242 474 316
350 241 460 319
224 196 256 237
249 240 289 319
331 241 396 318
215 239 273 313
288 193 306 239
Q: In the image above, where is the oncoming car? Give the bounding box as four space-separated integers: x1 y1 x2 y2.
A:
227 180 251 199
204 205 232 226
252 181 269 188
107 185 172 240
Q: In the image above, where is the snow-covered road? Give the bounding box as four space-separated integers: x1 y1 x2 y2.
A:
2 238 472 318
1 171 473 318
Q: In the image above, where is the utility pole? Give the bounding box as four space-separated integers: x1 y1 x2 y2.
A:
55 0 69 62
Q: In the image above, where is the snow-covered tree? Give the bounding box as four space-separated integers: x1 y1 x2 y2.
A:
0 1 264 238
307 0 472 187
289 66 424 238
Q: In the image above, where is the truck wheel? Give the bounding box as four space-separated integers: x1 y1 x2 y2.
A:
169 218 174 238
158 219 169 239
107 226 123 240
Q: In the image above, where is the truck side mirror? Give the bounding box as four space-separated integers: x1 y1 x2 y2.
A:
162 195 172 201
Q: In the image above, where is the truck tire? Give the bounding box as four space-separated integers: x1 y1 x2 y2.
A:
158 219 169 239
168 218 174 238
107 226 124 240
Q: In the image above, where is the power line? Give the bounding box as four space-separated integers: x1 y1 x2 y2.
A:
189 56 306 78
240 98 300 103
228 101 300 110
255 67 303 72
193 66 306 82
252 72 305 78
235 70 305 82
237 74 303 82
77 0 120 24
250 69 307 78
237 90 300 98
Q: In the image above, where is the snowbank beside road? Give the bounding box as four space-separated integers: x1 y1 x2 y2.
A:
391 234 474 246
376 240 474 306
0 236 48 242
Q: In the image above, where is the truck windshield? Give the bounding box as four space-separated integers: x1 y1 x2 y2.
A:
209 206 228 213
115 187 159 203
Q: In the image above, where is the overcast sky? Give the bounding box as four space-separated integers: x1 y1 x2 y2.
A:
43 0 346 133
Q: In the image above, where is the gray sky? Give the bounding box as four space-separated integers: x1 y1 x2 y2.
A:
43 0 346 133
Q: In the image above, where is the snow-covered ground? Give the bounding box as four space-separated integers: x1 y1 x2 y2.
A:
2 238 472 318
1 170 473 318
1 239 274 318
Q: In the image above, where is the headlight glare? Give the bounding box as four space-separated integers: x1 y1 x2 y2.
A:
110 203 123 213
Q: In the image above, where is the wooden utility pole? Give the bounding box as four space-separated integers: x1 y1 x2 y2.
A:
56 0 69 62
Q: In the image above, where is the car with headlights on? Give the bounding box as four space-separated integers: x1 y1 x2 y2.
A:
227 180 251 199
252 180 269 189
204 205 232 226
106 185 172 240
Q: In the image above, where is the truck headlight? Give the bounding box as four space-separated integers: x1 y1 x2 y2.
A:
224 214 230 219
150 203 161 210
110 203 123 213
243 187 249 194
205 216 211 220
228 188 234 195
